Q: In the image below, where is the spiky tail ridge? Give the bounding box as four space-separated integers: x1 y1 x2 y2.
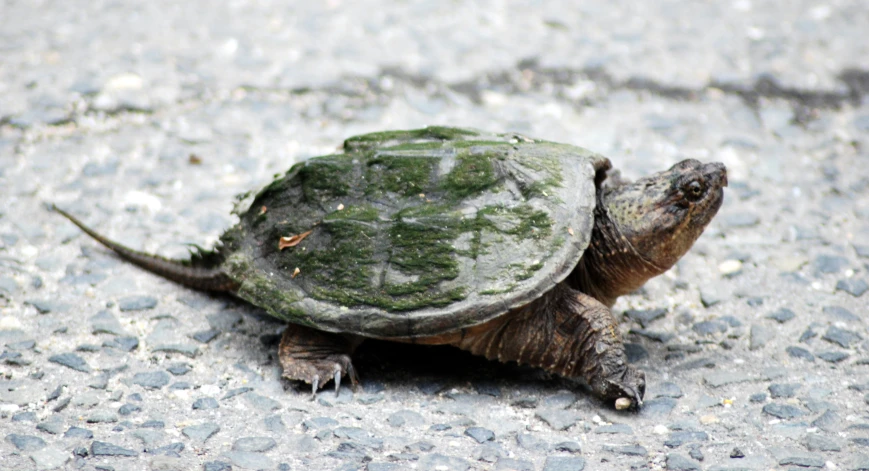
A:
53 205 239 292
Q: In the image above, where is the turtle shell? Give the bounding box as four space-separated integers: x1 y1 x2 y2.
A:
219 127 608 338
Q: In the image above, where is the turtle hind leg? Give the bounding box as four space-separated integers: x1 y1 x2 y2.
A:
452 284 645 410
278 324 360 397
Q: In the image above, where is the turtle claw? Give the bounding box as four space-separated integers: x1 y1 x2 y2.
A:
311 376 320 399
334 370 342 396
599 366 645 411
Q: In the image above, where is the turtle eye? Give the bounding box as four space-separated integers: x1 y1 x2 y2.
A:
683 180 704 201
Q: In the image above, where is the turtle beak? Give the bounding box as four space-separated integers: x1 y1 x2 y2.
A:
704 162 727 188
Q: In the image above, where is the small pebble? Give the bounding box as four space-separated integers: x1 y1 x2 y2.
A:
835 278 868 297
699 288 724 307
90 310 127 335
181 423 220 443
602 444 648 456
118 295 158 311
232 437 277 452
245 393 280 411
699 415 719 425
48 353 91 372
768 383 800 398
718 259 743 276
823 305 860 322
91 441 137 457
817 351 850 363
762 403 805 419
151 343 199 358
804 434 842 452
641 397 678 417
749 393 767 403
813 255 849 274
166 363 192 376
624 343 648 363
704 371 751 387
118 404 142 416
535 409 581 431
664 431 709 448
406 441 435 453
65 427 94 439
193 398 219 410
5 434 46 451
464 427 495 443
497 458 534 471
749 324 774 350
624 308 667 327
472 380 501 397
511 397 538 409
131 371 170 389
86 411 118 423
264 415 286 434
553 441 582 454
822 326 861 348
302 417 338 431
222 387 254 400
222 451 274 470
11 411 37 422
654 382 684 398
766 308 796 323
778 454 825 468
693 320 728 335
541 392 578 409
542 456 586 471
192 329 221 343
665 454 701 471
103 336 139 352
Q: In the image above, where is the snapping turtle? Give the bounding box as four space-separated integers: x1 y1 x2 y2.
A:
55 126 726 409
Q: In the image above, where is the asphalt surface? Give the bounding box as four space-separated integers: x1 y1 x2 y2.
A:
1 1 869 470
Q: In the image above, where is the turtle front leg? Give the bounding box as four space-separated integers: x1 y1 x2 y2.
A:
278 324 360 397
453 284 645 409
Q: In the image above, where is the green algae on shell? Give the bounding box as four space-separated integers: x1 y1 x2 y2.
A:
220 127 607 338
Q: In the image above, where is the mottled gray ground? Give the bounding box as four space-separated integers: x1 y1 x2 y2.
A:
2 1 869 470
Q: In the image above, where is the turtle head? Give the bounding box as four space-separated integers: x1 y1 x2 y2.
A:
602 159 727 276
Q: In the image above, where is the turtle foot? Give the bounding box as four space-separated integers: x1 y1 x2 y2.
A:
277 324 359 397
281 354 358 398
597 365 646 411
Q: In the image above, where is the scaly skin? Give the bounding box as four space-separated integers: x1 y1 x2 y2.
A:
415 160 727 408
571 160 727 307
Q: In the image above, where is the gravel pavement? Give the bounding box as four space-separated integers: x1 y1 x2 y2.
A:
2 1 869 470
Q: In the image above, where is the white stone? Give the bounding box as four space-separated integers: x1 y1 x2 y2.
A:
718 259 743 275
0 316 23 330
104 73 144 91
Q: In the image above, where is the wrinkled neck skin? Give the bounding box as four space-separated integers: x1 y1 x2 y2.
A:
569 194 667 308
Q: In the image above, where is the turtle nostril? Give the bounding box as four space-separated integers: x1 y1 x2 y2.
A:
705 162 728 187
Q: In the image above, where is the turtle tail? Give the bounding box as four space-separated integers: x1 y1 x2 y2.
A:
53 205 239 292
